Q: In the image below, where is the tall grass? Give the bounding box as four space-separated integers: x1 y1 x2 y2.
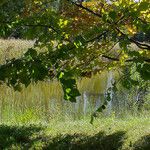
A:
0 39 149 124
0 39 149 150
0 39 110 122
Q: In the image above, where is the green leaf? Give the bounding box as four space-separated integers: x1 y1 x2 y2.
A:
119 37 130 51
109 11 117 20
24 48 37 58
58 72 64 79
90 103 107 124
128 51 140 57
106 92 111 101
66 88 71 93
101 105 106 109
14 84 22 92
137 63 150 81
121 78 132 89
138 2 150 11
59 71 81 102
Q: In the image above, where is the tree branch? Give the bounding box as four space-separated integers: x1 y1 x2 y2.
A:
115 27 150 51
86 30 109 43
67 0 102 18
101 55 150 63
0 21 59 34
69 0 150 51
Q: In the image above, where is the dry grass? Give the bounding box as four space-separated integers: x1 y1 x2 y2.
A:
0 39 34 63
0 38 110 122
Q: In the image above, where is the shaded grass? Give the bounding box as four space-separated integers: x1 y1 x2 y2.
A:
0 116 149 150
0 124 125 150
134 135 150 150
0 124 43 149
43 131 126 150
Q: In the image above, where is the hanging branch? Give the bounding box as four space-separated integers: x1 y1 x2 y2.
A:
69 0 150 51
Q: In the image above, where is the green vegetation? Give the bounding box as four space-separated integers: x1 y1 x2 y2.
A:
0 116 149 150
0 0 150 149
0 38 149 150
0 0 150 107
0 39 108 121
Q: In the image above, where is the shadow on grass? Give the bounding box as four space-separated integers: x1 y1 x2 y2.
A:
0 124 126 150
0 124 43 149
43 131 126 150
0 124 149 150
133 134 150 150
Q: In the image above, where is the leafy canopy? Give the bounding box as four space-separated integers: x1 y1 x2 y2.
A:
0 0 150 114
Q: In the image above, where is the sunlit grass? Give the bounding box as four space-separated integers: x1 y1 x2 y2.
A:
0 116 149 149
0 39 34 63
0 39 112 122
0 39 149 121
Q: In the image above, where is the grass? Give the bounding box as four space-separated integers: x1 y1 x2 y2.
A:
0 39 111 122
0 39 34 63
0 116 149 150
0 39 149 149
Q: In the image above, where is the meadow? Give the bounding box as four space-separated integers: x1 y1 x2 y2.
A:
0 39 149 150
0 116 149 149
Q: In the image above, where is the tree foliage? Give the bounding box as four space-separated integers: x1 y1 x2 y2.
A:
0 0 150 115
